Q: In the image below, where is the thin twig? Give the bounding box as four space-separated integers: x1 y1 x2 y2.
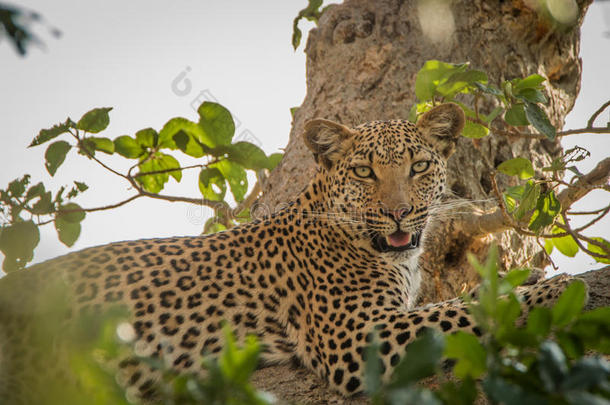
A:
556 215 610 260
37 194 143 225
586 100 610 128
459 158 610 239
568 204 610 216
573 206 610 232
69 130 134 185
134 164 204 178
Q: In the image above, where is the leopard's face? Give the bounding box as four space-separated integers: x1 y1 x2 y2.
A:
304 104 465 261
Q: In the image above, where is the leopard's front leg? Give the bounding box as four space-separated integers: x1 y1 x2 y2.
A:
313 273 583 396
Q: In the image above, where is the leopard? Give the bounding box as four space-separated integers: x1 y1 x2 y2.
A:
0 103 578 402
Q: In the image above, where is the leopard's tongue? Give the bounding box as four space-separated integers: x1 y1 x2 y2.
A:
386 231 411 247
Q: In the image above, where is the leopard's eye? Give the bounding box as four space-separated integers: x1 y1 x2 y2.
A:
353 166 374 178
411 161 430 174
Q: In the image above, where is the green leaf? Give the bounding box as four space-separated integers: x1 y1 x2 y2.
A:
0 220 40 272
136 153 177 193
495 295 522 337
88 137 114 154
514 181 540 220
461 121 489 138
159 117 213 150
199 167 226 202
565 391 610 405
79 138 97 157
497 157 535 179
30 191 54 215
524 101 556 140
552 280 586 327
435 70 488 98
587 237 610 264
25 182 45 201
505 103 529 126
557 331 584 359
529 190 561 232
387 388 442 405
30 120 73 147
389 329 444 386
562 357 610 391
363 337 382 396
483 376 546 405
292 0 324 50
172 130 206 158
445 332 487 378
550 226 579 257
7 175 29 197
468 245 500 317
114 136 144 158
437 379 478 405
290 107 299 118
77 107 112 133
538 341 568 391
74 181 88 192
45 140 71 176
213 160 247 202
516 88 547 104
198 102 235 146
135 128 158 148
514 74 546 91
267 153 283 170
484 106 504 123
415 60 468 101
578 307 610 323
218 325 261 384
527 307 552 338
502 268 531 289
222 142 270 170
54 216 81 247
474 82 502 96
203 218 227 235
57 202 86 223
159 153 182 183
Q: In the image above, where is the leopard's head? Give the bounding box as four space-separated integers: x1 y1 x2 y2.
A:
304 103 464 260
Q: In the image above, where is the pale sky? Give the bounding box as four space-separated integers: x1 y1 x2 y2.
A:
0 1 608 276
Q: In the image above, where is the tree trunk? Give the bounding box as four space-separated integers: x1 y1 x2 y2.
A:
260 0 592 303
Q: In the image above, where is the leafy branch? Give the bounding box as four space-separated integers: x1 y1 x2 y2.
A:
0 102 282 272
410 60 610 267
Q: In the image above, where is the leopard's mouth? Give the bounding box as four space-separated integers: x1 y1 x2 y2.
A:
371 230 422 252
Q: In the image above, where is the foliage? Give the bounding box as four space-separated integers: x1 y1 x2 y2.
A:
291 0 330 50
13 279 271 404
411 60 610 266
150 326 273 405
364 246 610 405
0 102 282 271
0 3 60 56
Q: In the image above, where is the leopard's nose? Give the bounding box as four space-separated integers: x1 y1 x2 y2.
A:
380 205 413 221
391 206 413 221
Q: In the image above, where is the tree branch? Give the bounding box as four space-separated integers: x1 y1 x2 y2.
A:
586 100 610 128
459 157 610 238
133 164 204 178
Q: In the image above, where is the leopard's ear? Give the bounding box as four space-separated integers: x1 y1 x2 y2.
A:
417 103 465 158
304 119 356 169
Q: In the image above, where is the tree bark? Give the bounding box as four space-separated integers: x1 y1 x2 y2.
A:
260 0 593 303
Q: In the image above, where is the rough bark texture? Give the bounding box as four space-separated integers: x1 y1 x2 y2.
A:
260 0 592 303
